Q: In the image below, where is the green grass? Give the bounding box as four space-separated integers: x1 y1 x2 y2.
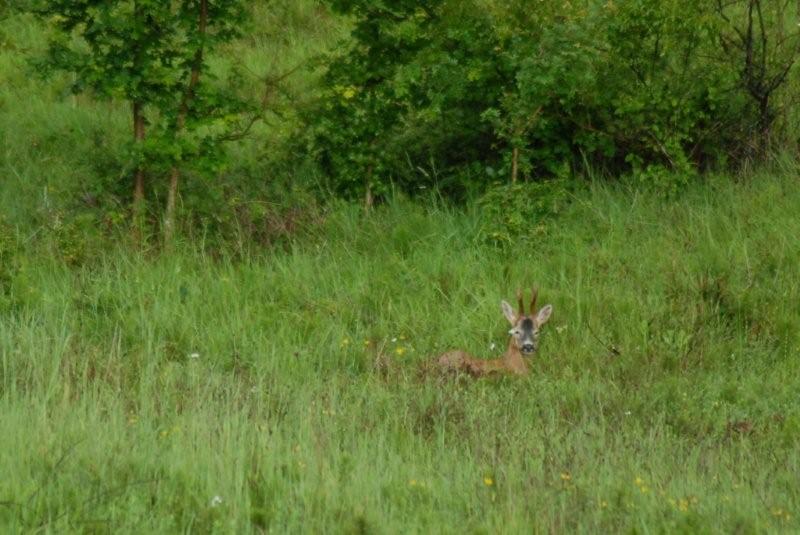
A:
2 174 800 532
2 3 800 533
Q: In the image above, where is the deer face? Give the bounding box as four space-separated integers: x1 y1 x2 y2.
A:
501 289 552 356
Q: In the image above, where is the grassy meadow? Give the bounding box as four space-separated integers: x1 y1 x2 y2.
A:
2 4 800 534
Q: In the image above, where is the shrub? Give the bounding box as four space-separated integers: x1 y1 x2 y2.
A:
477 178 570 247
306 0 799 201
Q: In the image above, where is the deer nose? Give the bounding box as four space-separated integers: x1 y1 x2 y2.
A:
521 343 535 353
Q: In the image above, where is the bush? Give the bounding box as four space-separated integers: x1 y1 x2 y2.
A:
477 179 570 247
306 0 799 201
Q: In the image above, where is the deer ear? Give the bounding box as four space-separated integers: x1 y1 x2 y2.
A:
536 304 553 325
501 300 517 325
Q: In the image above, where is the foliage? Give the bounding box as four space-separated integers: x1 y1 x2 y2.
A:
714 0 800 159
477 178 570 247
29 0 251 234
2 5 800 529
308 0 510 200
307 0 800 200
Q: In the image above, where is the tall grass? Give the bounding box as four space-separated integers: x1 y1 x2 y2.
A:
2 173 800 532
2 3 799 533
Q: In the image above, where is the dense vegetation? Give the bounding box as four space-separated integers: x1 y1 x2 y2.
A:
1 1 799 532
310 0 800 200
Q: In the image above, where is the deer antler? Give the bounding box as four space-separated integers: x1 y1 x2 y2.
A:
516 288 525 316
530 287 538 315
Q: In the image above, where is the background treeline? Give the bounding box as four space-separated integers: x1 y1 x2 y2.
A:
311 0 800 200
1 0 800 247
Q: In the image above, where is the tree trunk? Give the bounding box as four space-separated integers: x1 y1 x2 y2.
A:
364 165 374 214
364 182 374 213
132 100 146 242
511 146 519 184
164 0 207 246
164 166 180 244
757 96 772 158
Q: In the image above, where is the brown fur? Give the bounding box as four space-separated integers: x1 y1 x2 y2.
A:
436 339 529 378
434 288 552 378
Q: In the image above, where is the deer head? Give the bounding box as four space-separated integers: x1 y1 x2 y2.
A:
500 288 553 356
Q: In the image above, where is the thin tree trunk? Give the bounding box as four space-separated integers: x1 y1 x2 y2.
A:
164 167 180 245
364 183 374 213
164 0 207 245
364 165 374 213
758 97 772 157
511 146 519 184
132 100 146 242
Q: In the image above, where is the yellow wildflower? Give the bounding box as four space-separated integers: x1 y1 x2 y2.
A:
483 477 494 486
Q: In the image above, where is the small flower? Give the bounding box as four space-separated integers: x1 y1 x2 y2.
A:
678 498 689 512
600 500 608 508
483 477 494 486
342 86 356 99
189 352 200 359
340 338 350 348
363 339 371 346
210 495 223 508
391 337 398 343
560 472 572 481
489 342 497 351
395 347 406 356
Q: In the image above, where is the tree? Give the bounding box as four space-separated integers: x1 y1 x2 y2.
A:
715 0 800 158
32 0 248 244
309 0 731 200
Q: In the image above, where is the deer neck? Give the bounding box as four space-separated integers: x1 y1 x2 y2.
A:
502 338 529 375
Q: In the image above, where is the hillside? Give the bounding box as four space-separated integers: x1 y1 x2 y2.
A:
1 2 799 533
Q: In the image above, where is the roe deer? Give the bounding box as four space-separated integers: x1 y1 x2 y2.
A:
436 288 552 377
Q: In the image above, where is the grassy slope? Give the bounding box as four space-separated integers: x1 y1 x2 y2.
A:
2 4 800 534
2 176 800 533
